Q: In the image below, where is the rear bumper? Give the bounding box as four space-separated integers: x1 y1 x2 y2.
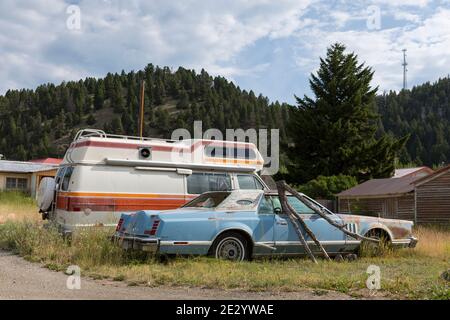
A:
113 234 160 253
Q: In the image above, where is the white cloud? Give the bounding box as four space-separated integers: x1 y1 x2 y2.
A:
0 0 313 93
371 0 431 7
0 0 447 102
294 8 450 92
393 11 421 23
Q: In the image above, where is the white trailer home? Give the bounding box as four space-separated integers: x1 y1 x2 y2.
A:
38 129 268 234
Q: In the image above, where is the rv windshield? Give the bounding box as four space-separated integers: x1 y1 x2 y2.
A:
183 192 231 208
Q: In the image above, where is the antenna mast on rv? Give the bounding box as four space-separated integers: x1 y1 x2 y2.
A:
139 80 145 138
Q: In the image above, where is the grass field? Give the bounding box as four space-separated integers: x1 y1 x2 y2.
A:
0 192 448 299
0 192 39 223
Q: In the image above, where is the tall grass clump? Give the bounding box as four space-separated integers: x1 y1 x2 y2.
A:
0 220 448 299
0 221 149 270
0 191 38 223
413 225 450 260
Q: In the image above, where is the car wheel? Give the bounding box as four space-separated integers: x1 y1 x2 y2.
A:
213 232 249 262
359 229 390 257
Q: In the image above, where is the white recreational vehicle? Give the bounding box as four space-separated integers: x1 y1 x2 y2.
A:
37 129 268 234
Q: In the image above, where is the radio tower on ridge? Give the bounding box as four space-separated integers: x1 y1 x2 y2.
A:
402 49 408 90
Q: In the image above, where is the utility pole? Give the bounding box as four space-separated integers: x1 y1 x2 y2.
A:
139 80 145 138
402 49 408 90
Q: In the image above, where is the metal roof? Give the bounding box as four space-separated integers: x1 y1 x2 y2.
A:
414 164 450 186
30 158 63 165
337 174 423 198
0 160 58 173
393 167 433 178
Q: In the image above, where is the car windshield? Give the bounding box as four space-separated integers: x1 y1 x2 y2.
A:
183 192 231 208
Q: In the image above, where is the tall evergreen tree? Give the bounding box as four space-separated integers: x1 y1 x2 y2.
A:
288 43 407 182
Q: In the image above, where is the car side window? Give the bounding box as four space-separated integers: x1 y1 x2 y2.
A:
237 174 264 190
287 196 315 214
258 196 274 214
187 172 232 194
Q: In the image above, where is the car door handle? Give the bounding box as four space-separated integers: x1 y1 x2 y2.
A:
276 221 288 225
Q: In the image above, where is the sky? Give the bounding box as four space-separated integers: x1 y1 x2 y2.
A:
0 0 449 104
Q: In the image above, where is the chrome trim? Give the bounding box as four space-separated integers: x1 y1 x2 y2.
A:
258 240 360 246
105 158 256 172
159 240 212 246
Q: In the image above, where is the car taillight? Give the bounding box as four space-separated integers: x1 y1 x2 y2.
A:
116 218 124 231
144 220 160 235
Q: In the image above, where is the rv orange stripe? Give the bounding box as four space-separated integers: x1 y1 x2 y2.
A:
58 191 189 199
70 139 255 152
56 195 191 211
205 158 264 165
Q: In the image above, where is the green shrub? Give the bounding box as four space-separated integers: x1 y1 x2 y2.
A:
297 174 358 199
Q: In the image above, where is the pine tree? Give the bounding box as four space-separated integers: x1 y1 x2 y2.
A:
288 43 407 182
94 82 105 110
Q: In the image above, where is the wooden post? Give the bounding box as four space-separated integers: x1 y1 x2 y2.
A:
281 182 379 243
277 182 318 263
277 181 331 261
139 80 145 138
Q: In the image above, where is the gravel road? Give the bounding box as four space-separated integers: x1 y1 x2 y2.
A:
0 250 357 300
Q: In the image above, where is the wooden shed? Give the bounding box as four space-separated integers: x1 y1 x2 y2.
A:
414 165 450 224
336 167 444 224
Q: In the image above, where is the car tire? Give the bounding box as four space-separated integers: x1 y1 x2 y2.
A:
359 229 391 257
212 232 250 262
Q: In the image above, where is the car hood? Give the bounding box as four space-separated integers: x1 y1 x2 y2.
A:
338 213 413 224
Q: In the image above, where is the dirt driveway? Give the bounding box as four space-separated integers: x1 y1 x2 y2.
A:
0 250 361 300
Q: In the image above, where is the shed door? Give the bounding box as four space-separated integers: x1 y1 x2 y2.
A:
384 198 398 219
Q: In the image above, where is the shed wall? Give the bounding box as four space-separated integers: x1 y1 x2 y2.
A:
416 170 450 224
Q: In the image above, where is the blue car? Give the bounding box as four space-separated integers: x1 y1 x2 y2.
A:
113 190 418 261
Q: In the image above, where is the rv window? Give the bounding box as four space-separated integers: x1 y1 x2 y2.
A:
187 172 232 194
237 174 264 190
204 146 256 160
61 167 74 191
55 167 66 188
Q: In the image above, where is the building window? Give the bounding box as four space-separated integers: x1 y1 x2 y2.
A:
5 177 28 190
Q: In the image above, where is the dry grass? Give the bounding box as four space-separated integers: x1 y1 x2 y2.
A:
0 192 448 300
414 225 450 259
0 220 448 299
0 192 39 224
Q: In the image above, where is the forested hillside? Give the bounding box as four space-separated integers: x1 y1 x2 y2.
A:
0 65 290 160
0 63 449 174
377 76 450 167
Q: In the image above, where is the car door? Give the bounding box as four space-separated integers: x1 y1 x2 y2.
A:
252 195 276 255
272 196 346 254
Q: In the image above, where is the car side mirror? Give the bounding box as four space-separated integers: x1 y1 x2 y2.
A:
274 207 282 214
